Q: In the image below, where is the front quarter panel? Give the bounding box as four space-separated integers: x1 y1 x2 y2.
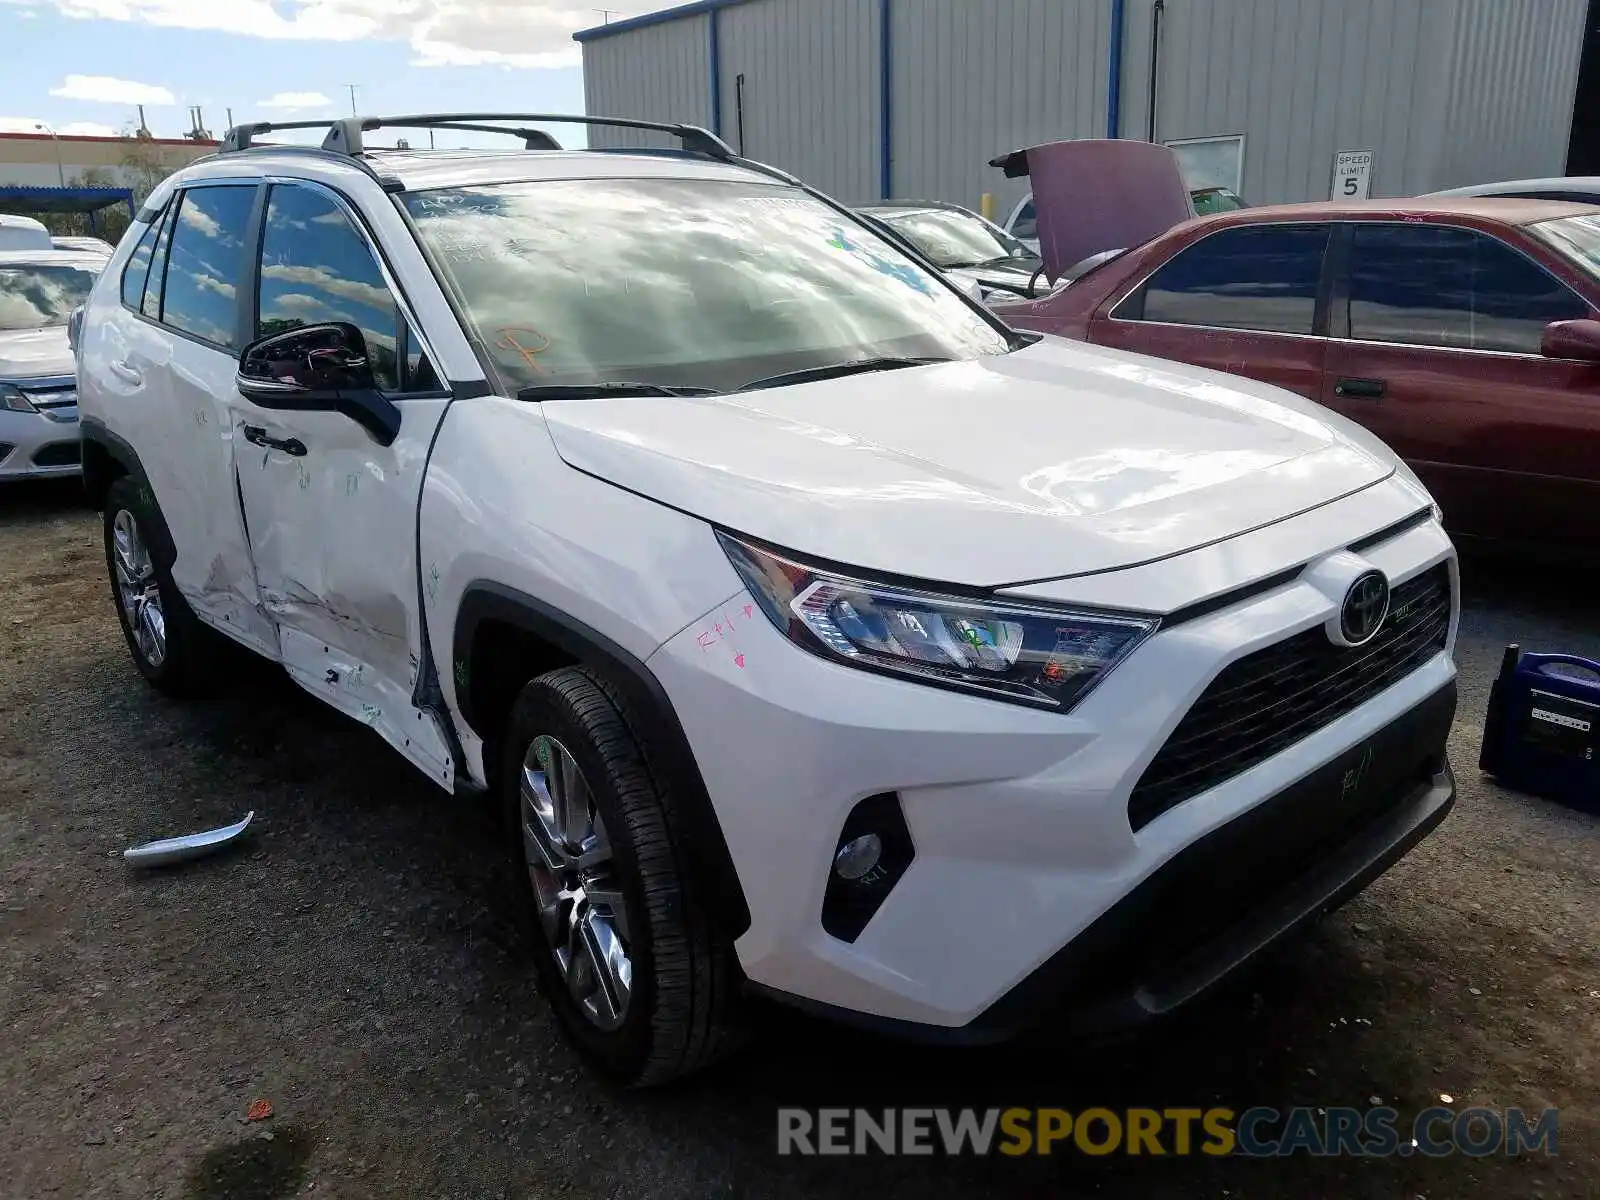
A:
421 394 747 786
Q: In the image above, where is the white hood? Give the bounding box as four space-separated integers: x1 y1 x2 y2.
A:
542 338 1395 587
0 327 73 379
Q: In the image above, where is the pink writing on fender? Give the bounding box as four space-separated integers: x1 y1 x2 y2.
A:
696 631 715 651
734 653 746 668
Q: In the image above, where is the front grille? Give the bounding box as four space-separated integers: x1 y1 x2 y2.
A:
1129 563 1452 830
30 441 81 468
21 386 76 409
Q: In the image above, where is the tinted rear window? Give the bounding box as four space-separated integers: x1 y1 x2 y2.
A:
1122 223 1329 334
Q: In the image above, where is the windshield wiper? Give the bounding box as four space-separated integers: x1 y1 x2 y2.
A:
516 381 722 401
736 356 953 393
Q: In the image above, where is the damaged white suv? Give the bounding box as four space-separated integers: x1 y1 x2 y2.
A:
76 114 1459 1086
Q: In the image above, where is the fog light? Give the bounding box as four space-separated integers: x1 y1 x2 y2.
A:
821 793 914 942
833 833 883 881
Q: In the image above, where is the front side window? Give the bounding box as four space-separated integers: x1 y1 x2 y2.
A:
0 261 102 331
161 185 256 349
873 208 1038 269
1122 223 1330 335
258 184 403 391
1347 223 1589 354
402 178 1007 394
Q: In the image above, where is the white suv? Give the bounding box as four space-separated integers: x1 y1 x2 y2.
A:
76 114 1460 1086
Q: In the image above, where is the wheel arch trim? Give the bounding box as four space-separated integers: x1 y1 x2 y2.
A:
80 416 178 569
453 580 752 937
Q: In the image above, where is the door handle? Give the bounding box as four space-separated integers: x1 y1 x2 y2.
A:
242 424 307 456
1333 376 1386 400
109 359 142 385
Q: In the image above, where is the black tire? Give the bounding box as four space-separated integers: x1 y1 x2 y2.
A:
501 665 744 1086
102 475 218 697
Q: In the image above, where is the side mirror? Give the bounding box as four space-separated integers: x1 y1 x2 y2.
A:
1540 317 1600 362
67 305 85 353
956 275 986 304
236 322 400 445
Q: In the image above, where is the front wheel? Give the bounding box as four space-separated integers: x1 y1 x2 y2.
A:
502 666 743 1086
102 475 215 696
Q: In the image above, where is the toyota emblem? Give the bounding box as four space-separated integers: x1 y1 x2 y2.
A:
1340 570 1390 645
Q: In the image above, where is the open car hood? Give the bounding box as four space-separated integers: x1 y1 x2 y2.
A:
990 139 1194 283
541 338 1395 589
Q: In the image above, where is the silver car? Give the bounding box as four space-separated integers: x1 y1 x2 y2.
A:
0 249 104 479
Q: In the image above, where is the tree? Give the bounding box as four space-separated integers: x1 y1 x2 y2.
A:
117 130 172 207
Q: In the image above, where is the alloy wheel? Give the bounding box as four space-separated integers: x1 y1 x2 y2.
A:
111 508 166 669
520 734 633 1031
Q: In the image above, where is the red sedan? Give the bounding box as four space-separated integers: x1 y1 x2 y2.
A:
991 198 1600 555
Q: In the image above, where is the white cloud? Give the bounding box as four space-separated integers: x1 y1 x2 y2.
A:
180 201 222 239
0 116 120 137
38 0 613 71
262 263 392 312
257 91 334 110
50 74 176 105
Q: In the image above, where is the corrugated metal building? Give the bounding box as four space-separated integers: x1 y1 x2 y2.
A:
576 0 1600 217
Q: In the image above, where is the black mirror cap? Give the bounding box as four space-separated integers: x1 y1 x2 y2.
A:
239 321 377 393
235 322 400 447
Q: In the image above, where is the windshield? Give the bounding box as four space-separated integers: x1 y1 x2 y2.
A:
1530 213 1600 277
0 262 100 331
1191 187 1248 216
404 178 1010 394
873 207 1039 269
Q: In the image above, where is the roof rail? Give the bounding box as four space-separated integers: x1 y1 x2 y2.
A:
219 112 734 161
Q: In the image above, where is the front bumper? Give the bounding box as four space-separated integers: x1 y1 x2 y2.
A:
647 493 1458 1031
0 377 81 479
833 683 1455 1044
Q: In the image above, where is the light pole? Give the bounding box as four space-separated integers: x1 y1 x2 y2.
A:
33 123 66 187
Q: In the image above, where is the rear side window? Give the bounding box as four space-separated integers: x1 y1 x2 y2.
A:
257 183 403 391
160 184 256 350
141 204 176 321
1122 224 1330 335
1346 224 1589 354
120 218 160 310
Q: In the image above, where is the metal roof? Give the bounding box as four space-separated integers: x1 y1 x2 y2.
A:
0 185 136 215
573 0 753 44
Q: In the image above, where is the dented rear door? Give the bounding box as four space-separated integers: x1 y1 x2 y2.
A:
228 180 456 788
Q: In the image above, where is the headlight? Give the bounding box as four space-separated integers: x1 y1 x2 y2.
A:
0 384 36 413
718 532 1157 711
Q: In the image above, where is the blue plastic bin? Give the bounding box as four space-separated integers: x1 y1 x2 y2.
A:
1479 644 1600 812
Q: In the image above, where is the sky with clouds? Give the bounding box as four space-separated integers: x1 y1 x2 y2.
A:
0 0 677 144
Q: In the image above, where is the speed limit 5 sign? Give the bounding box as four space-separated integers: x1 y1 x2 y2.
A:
1332 150 1374 200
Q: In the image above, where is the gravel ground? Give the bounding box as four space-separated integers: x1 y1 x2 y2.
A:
1 478 1596 1200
